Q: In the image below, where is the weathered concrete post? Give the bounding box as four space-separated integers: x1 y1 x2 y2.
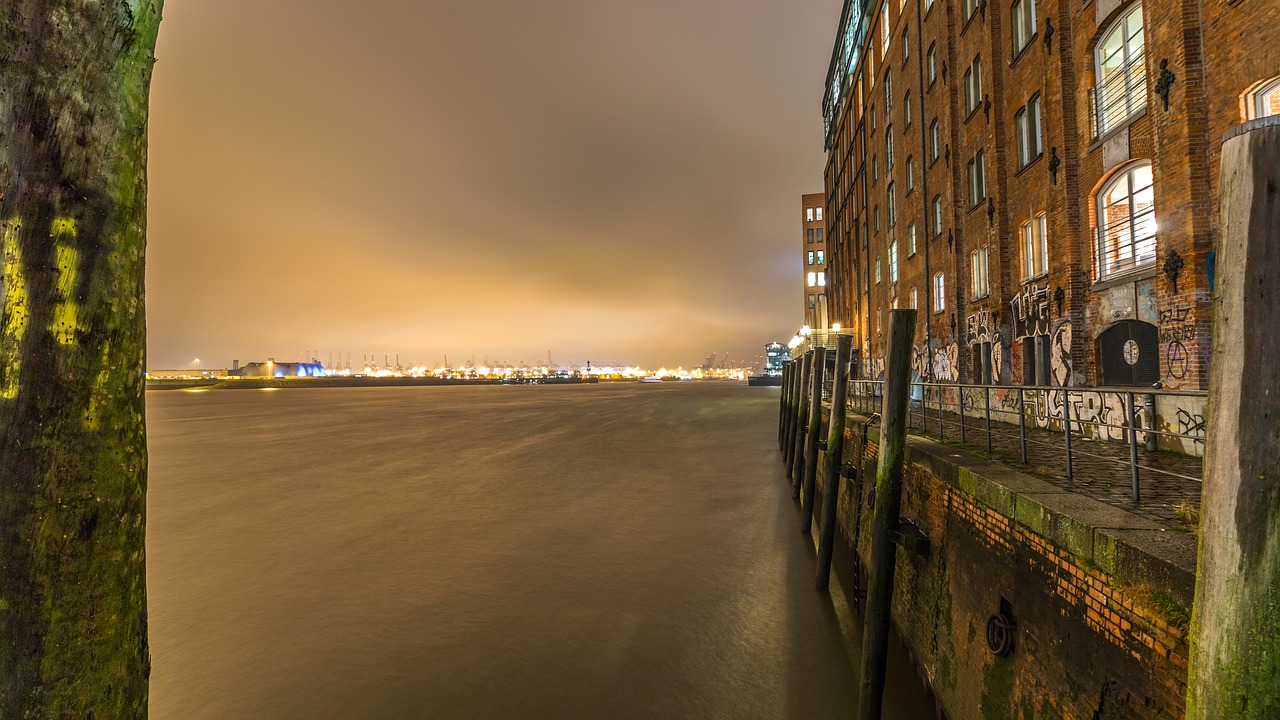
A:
858 309 917 720
1187 116 1280 720
791 351 814 497
801 345 828 533
816 334 853 590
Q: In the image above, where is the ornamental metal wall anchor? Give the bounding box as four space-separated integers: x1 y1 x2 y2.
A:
1043 17 1055 53
979 0 987 19
1155 60 1177 111
987 197 995 226
984 95 992 121
947 229 954 252
1048 147 1061 184
1054 287 1065 315
1164 248 1185 294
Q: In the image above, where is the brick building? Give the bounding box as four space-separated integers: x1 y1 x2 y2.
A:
801 192 830 331
821 0 1280 389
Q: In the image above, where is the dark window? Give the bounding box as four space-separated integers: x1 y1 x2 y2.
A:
1022 336 1051 386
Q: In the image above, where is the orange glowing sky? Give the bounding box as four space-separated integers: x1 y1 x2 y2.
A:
146 0 841 370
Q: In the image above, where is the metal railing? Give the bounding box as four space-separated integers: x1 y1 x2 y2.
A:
847 380 1206 503
1089 51 1147 138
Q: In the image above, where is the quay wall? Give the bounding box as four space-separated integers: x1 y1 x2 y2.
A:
811 413 1197 719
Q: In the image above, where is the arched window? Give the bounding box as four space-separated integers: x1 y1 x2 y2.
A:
1246 76 1280 120
1096 162 1156 278
1093 4 1146 136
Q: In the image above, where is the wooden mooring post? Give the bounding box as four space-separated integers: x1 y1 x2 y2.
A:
816 335 853 590
857 309 916 720
778 362 792 451
1187 117 1280 720
791 351 814 497
783 360 801 468
800 346 828 533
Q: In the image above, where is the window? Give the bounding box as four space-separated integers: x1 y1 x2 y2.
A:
885 73 893 113
886 128 894 168
973 344 993 384
874 205 880 232
1023 336 1051 386
881 1 890 58
1247 77 1280 119
887 183 896 227
1097 162 1157 278
927 44 938 85
933 273 946 312
932 195 943 237
1094 5 1146 136
963 0 980 23
807 208 814 221
877 310 883 335
971 246 990 298
964 57 983 115
1022 213 1048 278
872 155 879 182
818 271 826 287
905 91 912 125
816 228 824 243
875 257 882 284
809 293 816 309
817 250 825 264
816 206 824 221
807 272 817 287
906 156 915 191
967 150 986 207
929 120 940 162
911 287 918 309
807 228 815 244
908 222 917 256
1012 0 1036 54
889 239 899 283
1015 94 1043 167
808 250 815 265
902 29 910 63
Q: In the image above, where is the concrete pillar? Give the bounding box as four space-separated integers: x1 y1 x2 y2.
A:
1187 116 1280 719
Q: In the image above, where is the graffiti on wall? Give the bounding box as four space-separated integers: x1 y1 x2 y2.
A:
933 343 959 382
965 310 1005 382
1050 322 1073 387
1159 305 1194 380
1011 284 1052 339
1175 408 1205 449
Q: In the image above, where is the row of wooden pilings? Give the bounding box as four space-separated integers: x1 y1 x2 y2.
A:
777 311 917 720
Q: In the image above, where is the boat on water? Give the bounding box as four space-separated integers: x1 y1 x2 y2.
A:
747 373 783 386
640 376 663 383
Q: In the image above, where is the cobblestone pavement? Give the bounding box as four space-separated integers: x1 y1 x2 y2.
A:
845 398 1204 529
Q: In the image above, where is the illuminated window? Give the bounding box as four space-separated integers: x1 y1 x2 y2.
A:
816 206 824 221
933 272 946 312
908 222 917 256
1016 94 1043 167
1012 0 1036 54
881 1 890 58
911 287 918 309
964 57 983 115
809 294 816 309
1094 5 1146 136
1246 77 1280 119
818 271 826 287
927 44 937 86
888 238 899 283
807 271 817 287
929 119 939 162
817 250 825 264
967 150 986 208
875 256 882 284
808 250 815 265
1096 162 1156 278
1023 213 1049 278
932 195 943 237
971 246 990 298
807 207 815 221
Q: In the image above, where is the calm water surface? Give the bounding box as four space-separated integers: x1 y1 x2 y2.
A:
147 383 935 719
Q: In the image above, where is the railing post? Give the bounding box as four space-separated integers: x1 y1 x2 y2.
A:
1127 391 1141 503
937 384 945 440
816 335 854 590
1019 387 1028 464
1062 388 1074 483
959 386 967 444
801 346 828 534
985 386 993 455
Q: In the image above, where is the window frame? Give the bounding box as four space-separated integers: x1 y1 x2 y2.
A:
971 245 990 299
1093 5 1147 137
1096 161 1157 279
1022 212 1049 280
932 272 946 313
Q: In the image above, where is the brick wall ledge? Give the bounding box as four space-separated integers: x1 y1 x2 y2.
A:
846 412 1197 609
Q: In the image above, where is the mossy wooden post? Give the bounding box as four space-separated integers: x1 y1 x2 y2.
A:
1187 117 1280 720
800 345 827 534
777 362 790 448
816 334 852 590
858 309 916 720
0 2 163 715
790 350 813 497
783 361 799 465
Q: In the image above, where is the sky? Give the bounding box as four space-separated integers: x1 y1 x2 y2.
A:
146 0 842 371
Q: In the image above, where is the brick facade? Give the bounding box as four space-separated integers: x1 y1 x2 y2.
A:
802 193 830 330
822 0 1280 391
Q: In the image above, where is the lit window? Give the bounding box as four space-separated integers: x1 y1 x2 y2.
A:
809 294 816 309
1015 94 1043 167
1097 162 1157 278
967 150 986 208
932 195 943 237
1093 5 1146 136
887 183 896 227
817 250 825 264
882 2 890 58
1246 77 1280 119
906 156 914 191
888 239 899 283
929 119 939 162
816 206 824 221
964 57 983 115
807 207 815 221
1012 0 1036 54
875 257 882 284
927 44 937 85
808 250 815 265
807 271 817 287
911 287 918 309
971 246 990 298
1023 213 1049 278
908 222 917 256
933 272 946 312
905 91 912 126
818 271 826 287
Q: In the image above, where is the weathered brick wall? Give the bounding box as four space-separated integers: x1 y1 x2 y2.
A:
814 419 1194 719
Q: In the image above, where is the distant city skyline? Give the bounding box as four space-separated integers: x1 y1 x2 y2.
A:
144 1 841 370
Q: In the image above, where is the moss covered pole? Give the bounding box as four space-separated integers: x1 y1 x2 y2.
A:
790 350 814 497
0 1 162 715
816 334 853 590
1186 116 1280 720
858 309 916 720
800 345 827 533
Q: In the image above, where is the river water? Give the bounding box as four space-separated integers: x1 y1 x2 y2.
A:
147 382 936 719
